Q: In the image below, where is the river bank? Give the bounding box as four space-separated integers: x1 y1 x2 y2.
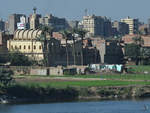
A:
1 85 150 104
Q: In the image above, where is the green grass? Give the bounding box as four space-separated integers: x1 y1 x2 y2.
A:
17 80 150 88
127 65 150 73
15 73 150 81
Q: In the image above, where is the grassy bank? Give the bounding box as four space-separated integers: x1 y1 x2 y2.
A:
1 81 150 103
15 80 150 88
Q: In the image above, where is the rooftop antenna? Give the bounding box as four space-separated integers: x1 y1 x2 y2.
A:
33 7 37 14
85 9 88 16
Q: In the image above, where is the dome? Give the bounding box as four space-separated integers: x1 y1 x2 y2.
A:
14 29 42 40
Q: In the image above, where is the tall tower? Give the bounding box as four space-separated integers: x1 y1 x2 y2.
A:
30 7 41 29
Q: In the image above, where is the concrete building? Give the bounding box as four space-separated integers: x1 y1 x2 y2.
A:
112 21 129 35
39 14 68 31
8 14 26 34
82 15 112 37
17 16 29 30
68 20 79 29
5 21 9 32
0 19 5 32
148 18 150 30
121 17 139 35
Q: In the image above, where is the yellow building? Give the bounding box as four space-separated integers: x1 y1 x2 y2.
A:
7 29 44 60
121 17 139 35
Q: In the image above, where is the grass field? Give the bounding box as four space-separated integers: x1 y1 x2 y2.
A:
14 65 150 88
16 80 150 88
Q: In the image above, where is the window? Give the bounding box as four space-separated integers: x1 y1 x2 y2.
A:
15 46 17 49
11 46 13 49
34 46 36 49
24 45 26 49
39 46 42 50
19 45 21 49
28 46 30 49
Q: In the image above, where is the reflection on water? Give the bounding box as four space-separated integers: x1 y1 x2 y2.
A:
0 99 150 113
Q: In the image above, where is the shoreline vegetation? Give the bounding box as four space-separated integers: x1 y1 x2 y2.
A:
1 74 150 104
1 65 150 104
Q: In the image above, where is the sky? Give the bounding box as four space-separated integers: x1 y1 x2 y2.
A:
0 0 150 23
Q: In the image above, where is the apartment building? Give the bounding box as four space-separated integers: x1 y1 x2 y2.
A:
121 17 139 35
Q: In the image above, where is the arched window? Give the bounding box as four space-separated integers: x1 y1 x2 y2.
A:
39 46 42 50
24 45 26 49
34 45 36 49
15 46 17 49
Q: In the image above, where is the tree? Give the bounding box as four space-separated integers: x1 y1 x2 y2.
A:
9 51 33 66
132 36 144 46
72 28 87 65
60 30 72 66
0 54 9 63
132 35 144 65
37 25 54 66
125 44 140 65
0 68 13 87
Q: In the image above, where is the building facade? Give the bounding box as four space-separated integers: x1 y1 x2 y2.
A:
0 19 5 32
8 14 26 34
92 38 124 64
121 17 139 35
39 14 68 31
82 15 112 37
112 21 129 36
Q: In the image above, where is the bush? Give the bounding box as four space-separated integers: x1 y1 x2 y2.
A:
9 51 33 66
0 68 14 87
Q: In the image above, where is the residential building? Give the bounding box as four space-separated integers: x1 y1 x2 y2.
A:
82 15 112 37
8 14 26 34
5 21 9 32
0 19 5 32
112 21 129 35
39 14 68 31
122 34 150 47
121 17 139 35
68 20 79 29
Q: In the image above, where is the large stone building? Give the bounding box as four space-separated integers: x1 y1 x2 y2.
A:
92 38 124 64
121 17 139 35
8 14 26 34
7 29 43 60
82 15 112 37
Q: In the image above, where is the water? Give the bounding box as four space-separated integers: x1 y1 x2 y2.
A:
0 99 150 113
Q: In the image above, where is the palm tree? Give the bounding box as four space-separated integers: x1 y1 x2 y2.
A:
60 30 71 66
132 33 144 65
73 28 87 65
71 29 78 65
37 25 54 66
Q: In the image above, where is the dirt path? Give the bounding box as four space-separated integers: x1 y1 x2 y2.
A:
14 76 106 83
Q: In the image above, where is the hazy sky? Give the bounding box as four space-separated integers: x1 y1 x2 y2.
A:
0 0 149 22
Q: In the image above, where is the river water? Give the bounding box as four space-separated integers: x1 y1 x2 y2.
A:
0 99 150 113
